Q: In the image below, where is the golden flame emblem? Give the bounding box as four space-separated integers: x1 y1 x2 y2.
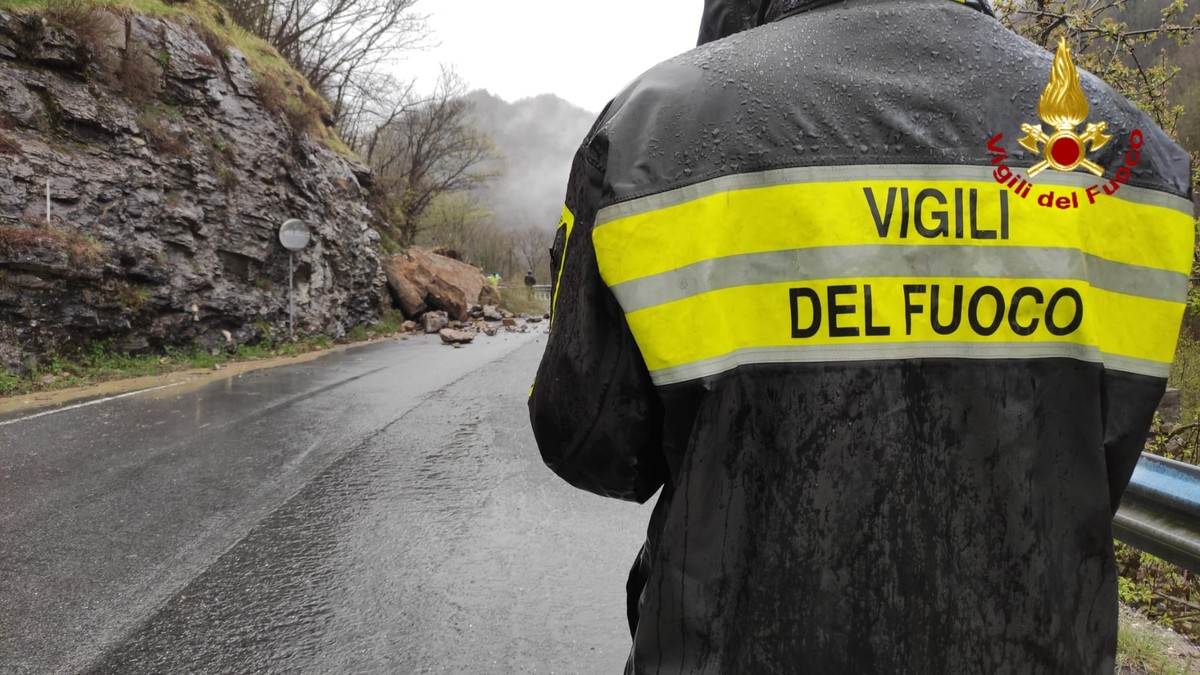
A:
1018 37 1111 177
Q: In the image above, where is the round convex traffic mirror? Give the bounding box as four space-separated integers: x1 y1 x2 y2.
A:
279 219 310 251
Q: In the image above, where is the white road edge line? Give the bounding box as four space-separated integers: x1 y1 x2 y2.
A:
0 382 189 428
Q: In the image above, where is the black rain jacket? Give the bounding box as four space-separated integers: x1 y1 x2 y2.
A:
529 1 1194 672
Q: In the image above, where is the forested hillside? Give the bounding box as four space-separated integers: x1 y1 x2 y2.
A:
410 91 595 284
465 90 595 232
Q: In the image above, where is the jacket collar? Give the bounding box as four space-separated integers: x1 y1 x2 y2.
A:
762 0 995 23
698 0 997 48
697 0 766 46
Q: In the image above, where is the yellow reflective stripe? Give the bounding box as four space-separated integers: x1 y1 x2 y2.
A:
623 278 1182 378
594 170 1191 383
550 205 575 325
593 179 1194 288
1090 287 1181 365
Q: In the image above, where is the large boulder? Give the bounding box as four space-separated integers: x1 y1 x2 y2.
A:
387 247 491 321
479 282 501 307
438 328 476 345
421 310 448 334
383 262 426 317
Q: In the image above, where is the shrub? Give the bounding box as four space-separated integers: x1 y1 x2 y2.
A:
63 232 105 267
138 103 189 156
0 225 66 256
0 134 21 155
196 24 229 61
109 280 153 312
43 0 95 31
216 164 238 190
253 72 287 117
1115 544 1198 642
211 136 237 162
252 69 327 139
0 224 104 267
283 87 325 136
43 0 99 49
118 46 162 102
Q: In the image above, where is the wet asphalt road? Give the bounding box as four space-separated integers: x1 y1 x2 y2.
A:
0 331 653 674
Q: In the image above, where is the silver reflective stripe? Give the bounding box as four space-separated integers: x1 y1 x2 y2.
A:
594 164 1194 226
648 342 1169 386
610 245 1188 313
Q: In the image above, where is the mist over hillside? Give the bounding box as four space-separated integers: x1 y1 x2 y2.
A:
465 90 597 232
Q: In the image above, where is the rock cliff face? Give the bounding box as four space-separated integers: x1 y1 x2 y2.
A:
0 8 386 361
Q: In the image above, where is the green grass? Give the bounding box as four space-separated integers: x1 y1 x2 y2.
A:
0 318 398 399
499 286 549 317
0 309 411 398
1117 612 1199 674
347 310 405 341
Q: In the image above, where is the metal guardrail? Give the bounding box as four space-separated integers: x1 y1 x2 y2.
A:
1115 452 1200 573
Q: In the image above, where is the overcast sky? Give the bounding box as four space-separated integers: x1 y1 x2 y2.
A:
400 0 704 113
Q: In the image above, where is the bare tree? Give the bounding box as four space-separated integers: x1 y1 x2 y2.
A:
470 227 517 280
993 1 1200 318
514 224 551 278
994 0 1199 134
217 0 427 122
364 71 501 247
337 70 420 156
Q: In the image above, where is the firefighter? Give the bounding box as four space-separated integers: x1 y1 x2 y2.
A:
529 0 1194 672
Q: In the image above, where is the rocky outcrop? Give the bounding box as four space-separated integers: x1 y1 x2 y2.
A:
386 247 493 321
0 9 386 359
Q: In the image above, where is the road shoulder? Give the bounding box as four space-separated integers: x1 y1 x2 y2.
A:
0 336 400 417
